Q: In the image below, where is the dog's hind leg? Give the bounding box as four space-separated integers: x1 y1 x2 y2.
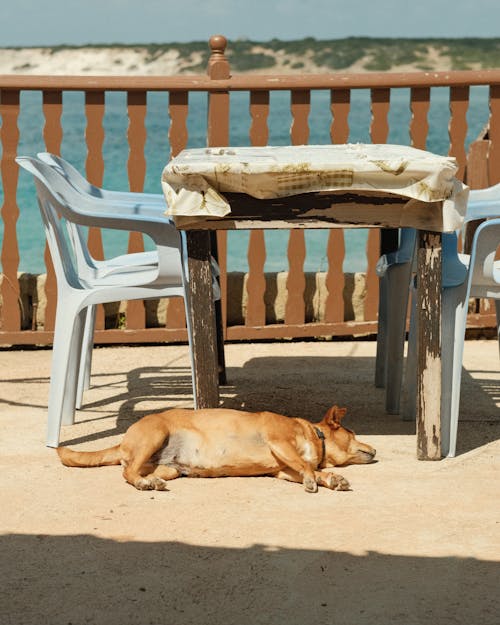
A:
266 440 317 492
121 433 170 490
142 465 181 491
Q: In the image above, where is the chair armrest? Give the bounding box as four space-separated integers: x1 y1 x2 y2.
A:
469 217 500 287
465 198 500 223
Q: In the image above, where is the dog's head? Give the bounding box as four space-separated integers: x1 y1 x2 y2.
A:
320 405 376 466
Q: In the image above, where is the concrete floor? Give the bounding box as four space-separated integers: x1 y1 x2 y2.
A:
1 339 499 625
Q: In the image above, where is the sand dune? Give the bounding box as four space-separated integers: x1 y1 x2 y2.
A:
0 44 456 75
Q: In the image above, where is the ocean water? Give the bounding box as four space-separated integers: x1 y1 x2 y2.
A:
0 86 491 275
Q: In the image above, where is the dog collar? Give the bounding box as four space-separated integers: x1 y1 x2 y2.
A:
314 427 326 466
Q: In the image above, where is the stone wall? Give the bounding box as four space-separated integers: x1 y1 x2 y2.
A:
2 271 369 331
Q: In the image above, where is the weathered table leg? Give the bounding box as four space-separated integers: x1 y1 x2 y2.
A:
210 231 227 385
185 230 220 408
416 230 442 460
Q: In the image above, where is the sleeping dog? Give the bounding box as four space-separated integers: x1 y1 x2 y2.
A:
57 405 376 492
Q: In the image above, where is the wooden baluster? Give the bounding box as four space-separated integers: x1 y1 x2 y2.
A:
449 86 469 181
166 90 190 332
206 34 231 387
286 90 310 325
246 90 269 327
410 87 430 149
365 88 391 322
0 89 21 334
325 89 350 325
481 86 500 320
324 230 345 323
42 90 63 333
125 90 147 330
488 84 500 185
84 91 105 331
169 91 188 159
370 88 390 144
330 89 350 144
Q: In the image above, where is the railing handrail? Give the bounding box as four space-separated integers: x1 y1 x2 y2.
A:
3 68 500 92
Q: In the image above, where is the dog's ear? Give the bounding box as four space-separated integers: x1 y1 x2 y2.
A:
322 405 347 429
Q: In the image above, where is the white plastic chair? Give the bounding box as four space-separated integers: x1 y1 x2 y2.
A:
17 155 197 447
375 185 500 456
36 153 221 404
374 227 416 413
37 152 165 208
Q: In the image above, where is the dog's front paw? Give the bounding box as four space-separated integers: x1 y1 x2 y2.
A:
150 477 169 491
135 476 169 491
327 473 351 491
304 476 318 493
135 477 155 490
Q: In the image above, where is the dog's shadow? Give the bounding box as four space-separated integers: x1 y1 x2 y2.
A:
66 353 500 456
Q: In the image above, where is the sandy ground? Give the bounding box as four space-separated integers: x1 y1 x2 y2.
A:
0 339 499 625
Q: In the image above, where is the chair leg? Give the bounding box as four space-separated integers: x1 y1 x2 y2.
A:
495 300 500 358
76 305 96 409
46 302 84 447
61 307 87 424
442 282 469 458
375 275 389 388
402 285 417 421
384 262 412 414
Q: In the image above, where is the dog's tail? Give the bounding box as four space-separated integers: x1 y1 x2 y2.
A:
57 444 121 468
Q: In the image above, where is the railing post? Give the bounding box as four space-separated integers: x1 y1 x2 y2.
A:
206 35 231 384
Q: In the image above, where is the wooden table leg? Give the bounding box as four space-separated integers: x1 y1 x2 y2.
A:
185 230 220 408
416 230 442 460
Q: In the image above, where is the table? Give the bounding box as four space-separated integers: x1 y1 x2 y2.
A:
162 144 469 460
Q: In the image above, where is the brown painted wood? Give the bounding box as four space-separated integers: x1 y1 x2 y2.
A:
410 87 430 149
330 89 350 144
464 138 490 254
84 91 106 331
370 88 390 144
126 90 147 330
285 230 306 325
168 90 189 158
328 89 350 324
185 230 219 408
207 49 231 384
249 90 270 146
3 68 500 92
324 230 345 323
286 90 310 325
42 90 63 332
449 86 469 180
367 88 390 322
0 89 21 332
246 90 270 327
416 231 442 460
488 85 500 185
166 89 190 330
246 231 267 326
364 230 380 322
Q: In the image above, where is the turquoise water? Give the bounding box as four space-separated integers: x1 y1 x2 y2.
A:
1 87 491 274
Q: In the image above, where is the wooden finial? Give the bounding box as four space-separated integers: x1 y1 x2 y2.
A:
208 34 230 79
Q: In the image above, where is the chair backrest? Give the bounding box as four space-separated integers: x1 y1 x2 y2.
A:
16 156 84 289
468 217 500 296
37 152 104 198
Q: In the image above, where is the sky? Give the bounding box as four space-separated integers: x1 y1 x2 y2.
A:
1 0 500 46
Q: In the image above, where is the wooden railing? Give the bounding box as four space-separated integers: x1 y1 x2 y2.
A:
1 34 499 346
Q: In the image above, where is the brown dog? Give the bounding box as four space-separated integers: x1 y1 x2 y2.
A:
57 405 376 492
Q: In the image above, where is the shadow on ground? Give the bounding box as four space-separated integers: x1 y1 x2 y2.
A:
2 352 498 454
4 534 499 625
